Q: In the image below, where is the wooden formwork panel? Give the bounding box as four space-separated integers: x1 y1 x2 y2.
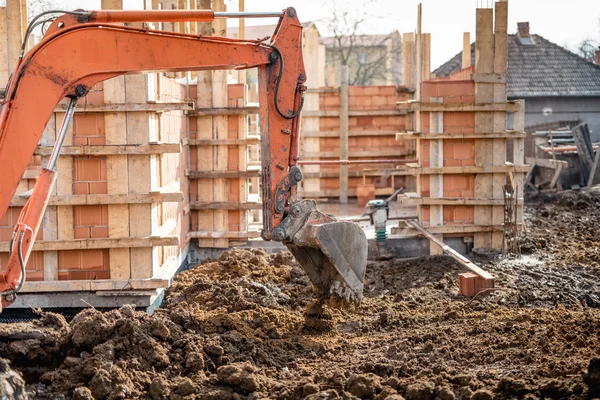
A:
300 85 415 197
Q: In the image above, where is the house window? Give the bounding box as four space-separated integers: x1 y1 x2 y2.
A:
358 52 368 65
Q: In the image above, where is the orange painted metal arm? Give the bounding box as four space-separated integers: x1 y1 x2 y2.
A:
0 7 306 307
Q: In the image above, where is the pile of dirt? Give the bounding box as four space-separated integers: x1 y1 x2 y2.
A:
2 195 600 399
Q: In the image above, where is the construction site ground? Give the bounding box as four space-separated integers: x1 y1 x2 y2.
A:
2 192 600 399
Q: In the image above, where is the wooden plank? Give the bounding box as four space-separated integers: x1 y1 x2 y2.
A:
188 106 259 116
0 8 9 87
588 148 600 188
34 143 181 156
302 130 397 138
0 236 179 252
550 164 563 189
524 157 567 169
12 192 184 207
303 110 403 117
462 32 471 69
20 278 170 293
397 102 520 112
212 0 228 249
398 197 523 206
190 201 261 210
402 33 415 89
306 87 339 94
471 73 505 83
6 0 23 73
54 102 194 112
186 170 260 179
473 6 496 249
187 138 260 145
393 224 508 236
416 165 530 175
188 231 261 239
396 131 527 140
407 220 495 281
302 149 412 158
340 65 349 204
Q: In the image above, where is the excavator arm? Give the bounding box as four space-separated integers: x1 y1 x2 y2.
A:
0 7 367 311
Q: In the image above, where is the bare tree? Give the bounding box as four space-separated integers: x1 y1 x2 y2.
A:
576 17 600 62
321 0 401 86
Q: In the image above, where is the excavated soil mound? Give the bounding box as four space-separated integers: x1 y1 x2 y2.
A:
1 197 600 399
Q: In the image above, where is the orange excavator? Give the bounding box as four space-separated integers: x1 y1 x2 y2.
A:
0 7 368 311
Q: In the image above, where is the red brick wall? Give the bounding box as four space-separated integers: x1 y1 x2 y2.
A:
306 86 413 194
419 68 479 227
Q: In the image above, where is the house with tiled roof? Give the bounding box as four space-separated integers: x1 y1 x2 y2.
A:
434 22 600 141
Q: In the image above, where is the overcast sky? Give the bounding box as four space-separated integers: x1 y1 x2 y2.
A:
51 0 600 69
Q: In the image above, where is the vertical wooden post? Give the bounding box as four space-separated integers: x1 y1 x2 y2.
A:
339 65 349 204
473 7 495 249
212 0 228 248
6 0 24 73
402 33 415 91
491 0 508 248
421 33 431 81
462 32 471 69
0 7 9 88
196 0 214 248
102 0 132 280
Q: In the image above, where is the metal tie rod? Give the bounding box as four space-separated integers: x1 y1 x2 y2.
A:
214 12 284 18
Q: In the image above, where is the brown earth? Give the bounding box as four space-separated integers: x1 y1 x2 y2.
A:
1 192 600 399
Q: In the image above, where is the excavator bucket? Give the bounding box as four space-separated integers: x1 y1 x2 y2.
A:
273 200 368 303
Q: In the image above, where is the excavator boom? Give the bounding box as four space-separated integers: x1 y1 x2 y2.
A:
0 7 367 310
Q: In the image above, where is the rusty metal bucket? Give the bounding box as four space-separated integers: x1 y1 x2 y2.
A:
273 200 368 303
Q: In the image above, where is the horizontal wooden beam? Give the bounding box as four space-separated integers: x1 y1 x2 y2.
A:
306 87 339 93
395 131 527 140
525 157 569 169
188 106 259 116
190 201 262 210
397 196 524 206
0 236 179 251
10 192 184 206
302 110 404 117
391 224 508 237
300 187 395 198
186 169 260 179
55 102 194 113
34 143 181 156
303 169 409 179
301 149 413 158
301 130 397 138
396 101 521 112
20 278 170 293
187 231 262 240
186 138 260 146
414 165 530 175
470 73 506 83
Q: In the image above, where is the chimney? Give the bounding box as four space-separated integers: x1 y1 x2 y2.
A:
595 48 600 65
517 22 530 38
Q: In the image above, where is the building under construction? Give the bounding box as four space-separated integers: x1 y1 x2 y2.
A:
0 0 600 398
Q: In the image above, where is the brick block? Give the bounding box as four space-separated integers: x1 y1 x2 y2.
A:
364 87 380 96
379 87 397 96
458 272 494 297
357 184 375 207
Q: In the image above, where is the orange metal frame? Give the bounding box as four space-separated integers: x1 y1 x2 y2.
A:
0 7 306 308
